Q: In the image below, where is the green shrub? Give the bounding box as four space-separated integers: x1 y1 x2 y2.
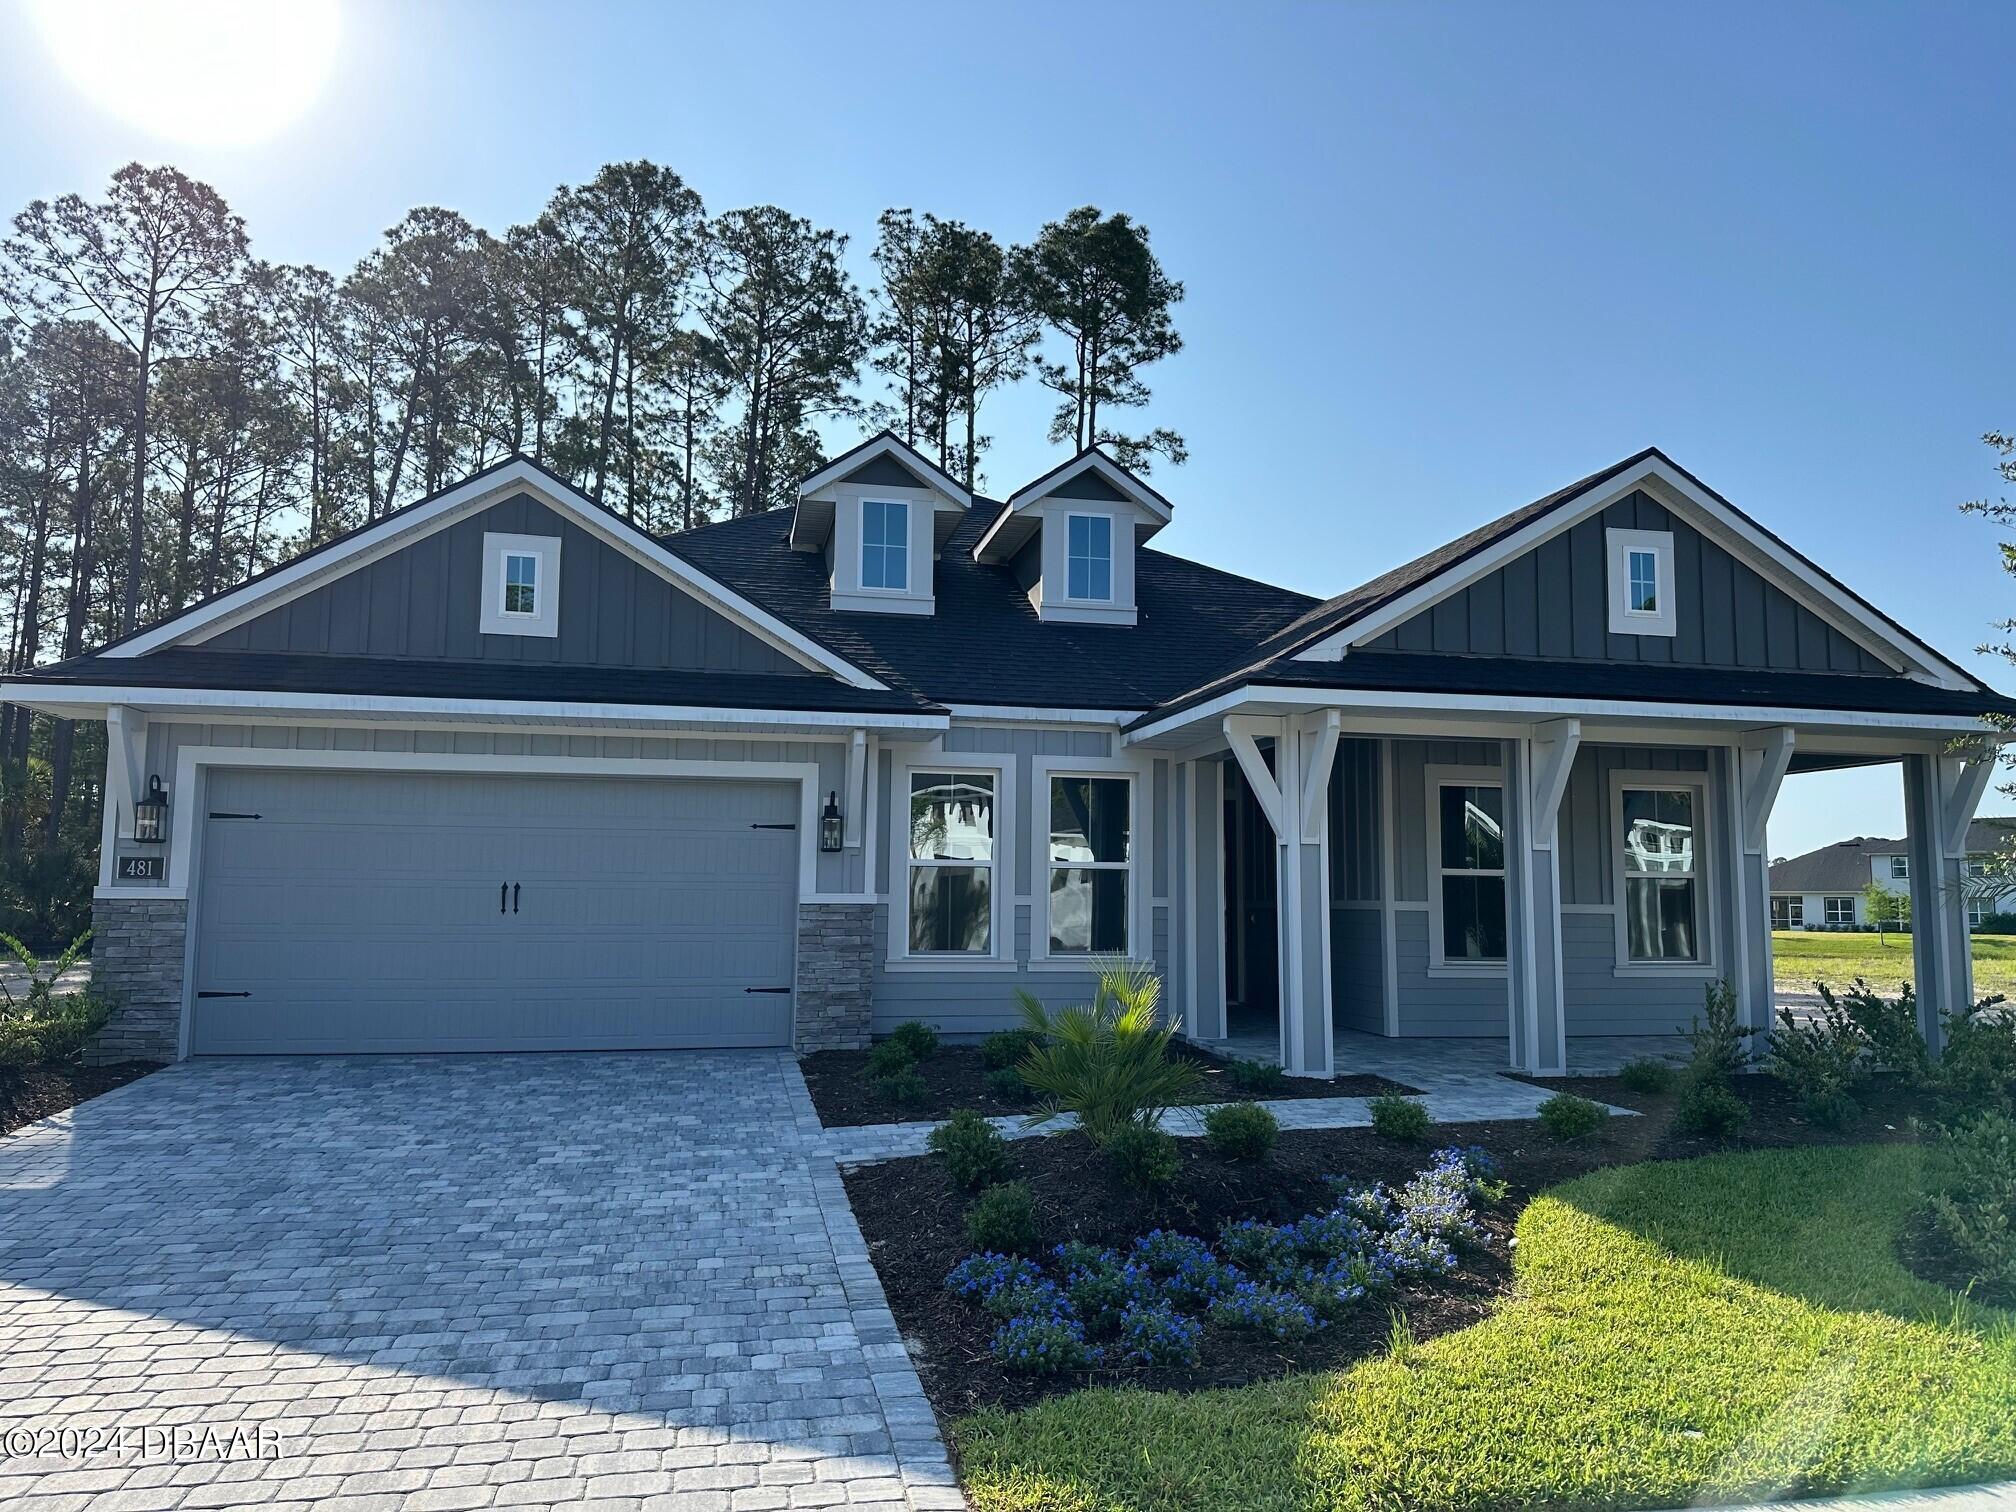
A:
1674 1075 1750 1138
867 1038 917 1077
1800 1088 1862 1131
981 1027 1043 1071
1683 979 1752 1086
985 1067 1030 1104
1222 1057 1288 1095
1014 959 1201 1144
1933 996 2016 1120
1537 1092 1608 1141
1203 1102 1278 1161
0 932 106 1073
1924 1112 2016 1298
1618 1057 1677 1095
966 1181 1039 1254
1765 994 1868 1107
927 1109 1010 1190
1369 1094 1430 1142
1835 979 1929 1081
887 1020 940 1062
1104 1124 1181 1190
873 1068 928 1107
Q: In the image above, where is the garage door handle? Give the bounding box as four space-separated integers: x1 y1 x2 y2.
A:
512 883 520 914
745 986 792 994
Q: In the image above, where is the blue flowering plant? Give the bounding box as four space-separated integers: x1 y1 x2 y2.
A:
944 1252 1042 1302
1374 1226 1460 1280
1118 1301 1203 1366
991 1313 1102 1374
1208 1280 1324 1339
1217 1219 1298 1274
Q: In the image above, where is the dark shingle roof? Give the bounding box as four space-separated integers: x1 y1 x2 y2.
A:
1129 650 2016 730
1770 820 2016 893
20 649 937 716
664 504 1318 710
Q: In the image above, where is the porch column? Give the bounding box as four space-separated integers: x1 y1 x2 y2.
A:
1224 713 1338 1078
1503 720 1577 1076
1733 729 1795 1036
1904 745 1996 1054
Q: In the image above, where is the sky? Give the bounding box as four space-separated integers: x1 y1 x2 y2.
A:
1 0 2011 858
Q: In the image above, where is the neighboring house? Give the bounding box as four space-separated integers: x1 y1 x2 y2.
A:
5 442 2012 1078
1769 819 2016 930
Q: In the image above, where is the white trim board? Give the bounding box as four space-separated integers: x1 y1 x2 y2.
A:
1291 455 1977 690
100 458 887 690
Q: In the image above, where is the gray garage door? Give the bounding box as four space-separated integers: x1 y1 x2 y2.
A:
191 768 799 1054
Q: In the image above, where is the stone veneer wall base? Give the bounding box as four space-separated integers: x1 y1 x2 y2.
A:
796 902 874 1052
88 895 188 1064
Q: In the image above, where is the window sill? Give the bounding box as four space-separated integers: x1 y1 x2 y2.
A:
881 956 1017 973
1611 962 1719 980
1427 962 1507 979
1025 955 1134 973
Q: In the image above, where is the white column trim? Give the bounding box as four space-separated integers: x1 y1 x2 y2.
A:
844 729 867 848
1528 716 1581 848
1739 726 1796 853
1298 708 1342 844
1223 715 1284 836
1940 742 1999 857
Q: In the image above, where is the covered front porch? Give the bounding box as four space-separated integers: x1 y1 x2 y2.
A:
1132 691 2002 1078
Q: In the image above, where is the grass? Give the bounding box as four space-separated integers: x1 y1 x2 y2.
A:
1772 929 2016 997
951 1144 2016 1512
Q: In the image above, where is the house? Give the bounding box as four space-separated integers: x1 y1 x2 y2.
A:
5 441 2012 1077
1769 819 2016 930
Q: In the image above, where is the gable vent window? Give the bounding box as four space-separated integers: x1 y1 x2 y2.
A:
1605 528 1676 637
862 499 909 591
502 552 539 616
1066 514 1113 602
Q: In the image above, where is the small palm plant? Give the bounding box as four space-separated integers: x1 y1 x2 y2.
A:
0 932 107 1071
1013 957 1202 1145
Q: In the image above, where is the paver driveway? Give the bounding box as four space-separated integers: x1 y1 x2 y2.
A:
0 1052 960 1510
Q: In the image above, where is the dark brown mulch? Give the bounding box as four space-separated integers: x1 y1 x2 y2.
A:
1896 1204 2012 1309
0 1061 159 1137
800 1043 1417 1129
1512 1070 1931 1158
848 1074 1944 1418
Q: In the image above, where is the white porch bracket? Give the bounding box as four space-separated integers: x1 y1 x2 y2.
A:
843 729 867 847
1939 740 1999 857
1739 726 1796 853
1223 715 1285 837
1527 717 1581 848
1298 709 1342 844
104 704 148 841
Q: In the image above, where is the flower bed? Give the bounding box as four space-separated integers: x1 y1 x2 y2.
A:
801 1040 1416 1128
0 1061 157 1137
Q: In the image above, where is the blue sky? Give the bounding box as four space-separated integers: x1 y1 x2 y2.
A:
3 0 2011 857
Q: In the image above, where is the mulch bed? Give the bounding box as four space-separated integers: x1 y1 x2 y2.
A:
848 1071 1947 1419
0 1061 159 1137
801 1042 1416 1129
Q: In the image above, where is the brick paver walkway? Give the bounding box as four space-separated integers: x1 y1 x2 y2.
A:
0 1052 961 1510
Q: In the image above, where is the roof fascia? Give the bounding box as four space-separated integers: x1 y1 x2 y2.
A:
974 449 1173 562
1291 456 1973 690
106 459 888 690
796 432 973 507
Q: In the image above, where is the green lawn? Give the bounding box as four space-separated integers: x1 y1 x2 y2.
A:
951 1144 2016 1512
1772 930 2016 997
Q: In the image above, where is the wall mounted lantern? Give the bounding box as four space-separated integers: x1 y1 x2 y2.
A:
134 775 169 844
820 790 843 853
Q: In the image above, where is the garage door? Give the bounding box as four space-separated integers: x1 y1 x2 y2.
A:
191 768 799 1054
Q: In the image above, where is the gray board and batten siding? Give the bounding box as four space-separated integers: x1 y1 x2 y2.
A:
1363 490 1890 674
200 492 802 674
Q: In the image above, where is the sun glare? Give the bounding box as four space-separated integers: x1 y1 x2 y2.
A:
28 0 343 148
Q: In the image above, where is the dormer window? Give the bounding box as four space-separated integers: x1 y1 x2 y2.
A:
502 552 540 616
1606 528 1675 637
1066 514 1112 602
862 500 910 591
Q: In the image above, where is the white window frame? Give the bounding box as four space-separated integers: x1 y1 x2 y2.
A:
1605 528 1676 637
1771 895 1803 930
1610 770 1717 976
1063 512 1114 604
860 498 911 594
1033 763 1140 964
1424 763 1508 976
887 750 1011 968
1823 895 1856 927
480 532 561 638
1888 853 1909 882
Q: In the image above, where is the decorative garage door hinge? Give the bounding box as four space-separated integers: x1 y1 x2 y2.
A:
744 986 792 994
207 811 263 820
749 822 796 830
196 990 251 999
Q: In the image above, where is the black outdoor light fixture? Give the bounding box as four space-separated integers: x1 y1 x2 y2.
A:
820 790 844 853
133 775 169 844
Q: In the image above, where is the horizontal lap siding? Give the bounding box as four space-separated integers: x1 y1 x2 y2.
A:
1393 908 1505 1036
1561 913 1699 1036
1366 491 1888 673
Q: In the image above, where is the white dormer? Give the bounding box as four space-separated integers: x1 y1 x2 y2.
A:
973 449 1173 626
793 433 972 616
